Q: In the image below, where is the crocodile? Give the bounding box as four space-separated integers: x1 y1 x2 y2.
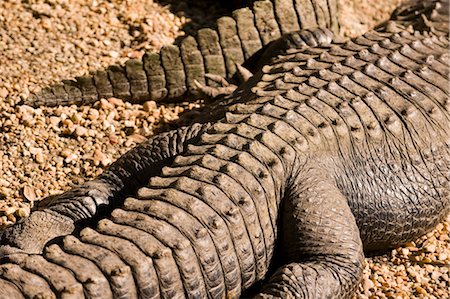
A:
23 0 339 107
0 0 449 298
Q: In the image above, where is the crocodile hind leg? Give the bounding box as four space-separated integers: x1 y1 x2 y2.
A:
256 171 364 298
0 123 212 255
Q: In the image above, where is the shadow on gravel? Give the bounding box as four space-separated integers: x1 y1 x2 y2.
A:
153 0 255 44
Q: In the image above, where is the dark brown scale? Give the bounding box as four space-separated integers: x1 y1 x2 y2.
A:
107 65 131 100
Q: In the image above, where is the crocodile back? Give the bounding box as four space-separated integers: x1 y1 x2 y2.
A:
221 23 450 250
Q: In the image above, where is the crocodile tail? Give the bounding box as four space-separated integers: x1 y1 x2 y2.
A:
23 0 339 107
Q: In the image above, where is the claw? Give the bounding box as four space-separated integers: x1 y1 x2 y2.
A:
204 73 231 87
194 80 237 98
235 63 253 83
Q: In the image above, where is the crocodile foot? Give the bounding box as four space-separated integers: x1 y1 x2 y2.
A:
0 180 113 256
194 63 254 98
0 209 74 255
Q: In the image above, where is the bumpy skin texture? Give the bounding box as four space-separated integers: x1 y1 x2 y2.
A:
0 123 212 255
23 0 339 107
1 0 449 298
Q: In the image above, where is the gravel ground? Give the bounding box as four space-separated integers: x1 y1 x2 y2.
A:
0 0 448 298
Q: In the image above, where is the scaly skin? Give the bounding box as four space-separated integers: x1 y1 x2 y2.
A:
22 0 339 107
0 0 449 298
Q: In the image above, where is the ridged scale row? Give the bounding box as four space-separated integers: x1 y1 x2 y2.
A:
24 0 339 107
235 28 450 248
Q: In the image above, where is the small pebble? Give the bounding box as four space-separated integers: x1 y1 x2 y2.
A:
0 88 9 98
143 100 157 112
22 186 36 202
75 126 88 137
425 243 436 253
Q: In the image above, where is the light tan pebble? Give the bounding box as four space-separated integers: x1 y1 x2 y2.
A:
109 50 120 58
2 207 16 216
107 111 116 121
71 113 82 124
15 207 30 218
124 120 135 127
101 157 112 167
108 97 124 106
102 120 111 129
7 213 16 222
431 271 441 280
152 109 161 118
21 115 35 127
64 153 78 164
174 106 184 114
395 276 404 285
49 116 61 126
88 108 100 120
139 127 152 137
143 100 157 112
62 118 73 127
100 99 114 110
188 103 201 109
125 134 147 147
58 112 67 120
425 244 437 253
437 253 447 261
62 127 75 135
130 110 146 118
88 129 97 137
0 87 9 98
0 179 10 187
126 50 143 59
404 242 418 252
22 186 36 202
60 149 72 158
93 149 106 166
401 248 410 257
75 126 88 137
438 233 449 241
363 276 376 293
